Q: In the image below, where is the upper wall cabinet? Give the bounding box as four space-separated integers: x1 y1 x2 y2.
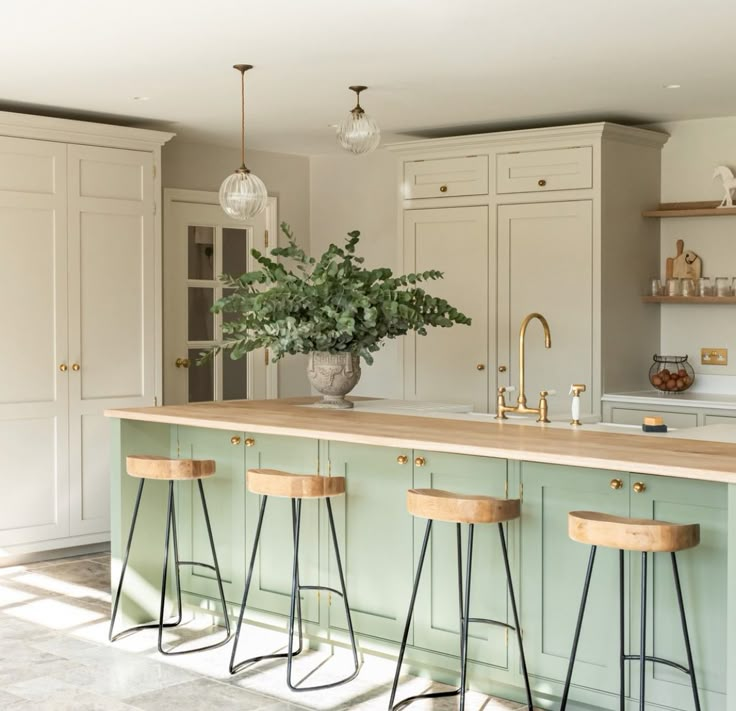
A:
389 124 668 416
0 111 173 558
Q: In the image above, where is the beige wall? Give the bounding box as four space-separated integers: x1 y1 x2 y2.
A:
646 118 736 379
163 139 311 396
310 150 401 397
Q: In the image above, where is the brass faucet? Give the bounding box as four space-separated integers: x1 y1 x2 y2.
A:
496 312 552 422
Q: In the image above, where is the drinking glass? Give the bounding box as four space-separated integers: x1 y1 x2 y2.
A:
697 277 712 297
650 278 663 296
681 278 695 297
666 278 681 296
716 277 731 297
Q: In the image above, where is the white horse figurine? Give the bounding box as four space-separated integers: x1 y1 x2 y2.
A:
713 165 736 208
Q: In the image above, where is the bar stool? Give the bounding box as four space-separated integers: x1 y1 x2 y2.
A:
389 489 533 711
560 511 701 711
109 455 231 654
229 468 359 690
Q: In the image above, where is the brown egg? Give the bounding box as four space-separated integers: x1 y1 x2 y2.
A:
659 383 669 391
677 368 688 378
652 375 662 386
683 376 692 386
660 369 671 379
667 379 678 390
676 378 685 389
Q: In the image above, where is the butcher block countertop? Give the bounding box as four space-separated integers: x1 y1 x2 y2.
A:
106 397 736 484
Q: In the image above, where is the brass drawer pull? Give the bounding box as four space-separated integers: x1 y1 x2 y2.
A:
414 456 426 467
538 178 547 187
439 185 448 193
633 481 646 494
610 478 623 490
498 365 507 373
72 363 81 372
231 436 241 446
397 455 408 465
244 437 256 447
476 363 486 371
59 363 68 372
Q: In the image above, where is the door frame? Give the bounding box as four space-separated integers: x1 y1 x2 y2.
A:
163 188 278 403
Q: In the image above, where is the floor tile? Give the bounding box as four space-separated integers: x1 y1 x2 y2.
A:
126 677 276 710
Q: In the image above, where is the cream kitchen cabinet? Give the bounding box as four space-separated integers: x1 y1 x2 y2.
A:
390 123 667 416
0 112 172 558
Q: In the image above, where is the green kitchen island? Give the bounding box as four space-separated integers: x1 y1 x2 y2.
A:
107 398 736 711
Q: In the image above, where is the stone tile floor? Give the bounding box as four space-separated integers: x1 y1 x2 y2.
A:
0 553 528 710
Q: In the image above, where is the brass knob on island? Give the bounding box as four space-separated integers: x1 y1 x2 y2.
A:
244 438 256 447
538 178 547 187
439 185 448 193
498 365 507 373
414 456 426 467
230 436 241 446
72 363 80 372
633 481 647 494
59 363 68 372
610 478 623 490
396 455 408 465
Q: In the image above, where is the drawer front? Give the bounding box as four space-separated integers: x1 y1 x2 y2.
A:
496 146 592 194
609 407 697 429
404 155 488 199
704 414 736 425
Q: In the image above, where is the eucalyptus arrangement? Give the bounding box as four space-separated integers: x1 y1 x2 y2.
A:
208 223 470 407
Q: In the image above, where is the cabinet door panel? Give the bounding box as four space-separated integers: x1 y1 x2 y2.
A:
327 442 413 642
0 138 69 546
244 434 321 623
403 206 490 411
520 462 629 698
498 201 594 417
628 476 727 711
67 145 155 536
176 426 246 604
413 452 509 668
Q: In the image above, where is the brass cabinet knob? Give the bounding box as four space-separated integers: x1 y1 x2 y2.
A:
439 185 448 193
175 357 191 369
71 363 80 372
231 436 241 445
244 437 256 447
476 363 486 371
396 455 408 465
59 363 68 372
633 481 647 494
610 478 623 490
538 178 547 187
414 456 426 467
498 365 507 373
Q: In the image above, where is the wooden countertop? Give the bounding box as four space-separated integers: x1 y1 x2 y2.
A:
106 398 736 484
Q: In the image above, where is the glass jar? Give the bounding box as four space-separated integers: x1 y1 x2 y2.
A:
649 355 695 393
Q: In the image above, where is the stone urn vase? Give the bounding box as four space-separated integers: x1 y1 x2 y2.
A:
307 351 361 409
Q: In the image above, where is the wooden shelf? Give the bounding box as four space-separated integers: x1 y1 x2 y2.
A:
642 295 736 304
642 201 736 218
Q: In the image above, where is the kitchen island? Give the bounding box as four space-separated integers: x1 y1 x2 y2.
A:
107 398 736 711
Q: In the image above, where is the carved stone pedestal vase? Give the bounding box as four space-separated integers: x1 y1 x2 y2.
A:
307 351 361 409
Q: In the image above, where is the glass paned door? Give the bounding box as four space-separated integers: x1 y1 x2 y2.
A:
164 194 277 405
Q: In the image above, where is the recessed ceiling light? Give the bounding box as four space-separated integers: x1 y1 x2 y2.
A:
132 96 150 101
663 84 681 90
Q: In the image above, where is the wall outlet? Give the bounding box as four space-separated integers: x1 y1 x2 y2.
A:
701 348 728 365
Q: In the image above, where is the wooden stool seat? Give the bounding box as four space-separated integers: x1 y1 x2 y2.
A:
407 488 521 524
568 511 700 553
246 469 346 498
126 455 215 480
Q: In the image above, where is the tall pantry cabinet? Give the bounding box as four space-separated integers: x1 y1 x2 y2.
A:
389 123 667 417
0 111 172 557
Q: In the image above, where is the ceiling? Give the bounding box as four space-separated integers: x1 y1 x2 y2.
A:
2 0 735 155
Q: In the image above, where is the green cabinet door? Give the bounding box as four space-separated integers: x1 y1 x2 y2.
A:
412 451 510 669
176 425 246 604
628 474 727 711
243 433 321 623
327 441 414 643
520 462 630 703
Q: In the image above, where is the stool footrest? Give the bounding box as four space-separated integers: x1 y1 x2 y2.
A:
623 654 690 675
391 687 461 711
299 584 345 599
177 560 217 573
467 616 515 631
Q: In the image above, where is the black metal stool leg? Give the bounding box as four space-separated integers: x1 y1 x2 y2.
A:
672 553 701 711
286 498 303 688
639 551 647 711
456 523 465 698
560 545 597 710
109 478 145 641
619 549 625 711
458 524 475 711
157 482 176 652
388 519 433 711
498 522 533 711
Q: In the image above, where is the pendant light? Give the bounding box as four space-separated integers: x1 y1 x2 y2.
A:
219 64 268 220
336 85 381 155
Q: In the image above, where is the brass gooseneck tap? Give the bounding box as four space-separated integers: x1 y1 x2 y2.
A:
496 312 552 422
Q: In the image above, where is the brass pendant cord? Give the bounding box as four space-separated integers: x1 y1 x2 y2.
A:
233 64 253 172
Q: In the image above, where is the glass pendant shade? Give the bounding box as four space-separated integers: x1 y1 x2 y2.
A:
219 169 268 220
336 86 380 155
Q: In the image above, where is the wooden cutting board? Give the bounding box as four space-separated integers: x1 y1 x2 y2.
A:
667 239 702 280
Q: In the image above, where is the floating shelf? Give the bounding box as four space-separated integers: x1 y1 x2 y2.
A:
642 201 736 218
642 295 736 304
